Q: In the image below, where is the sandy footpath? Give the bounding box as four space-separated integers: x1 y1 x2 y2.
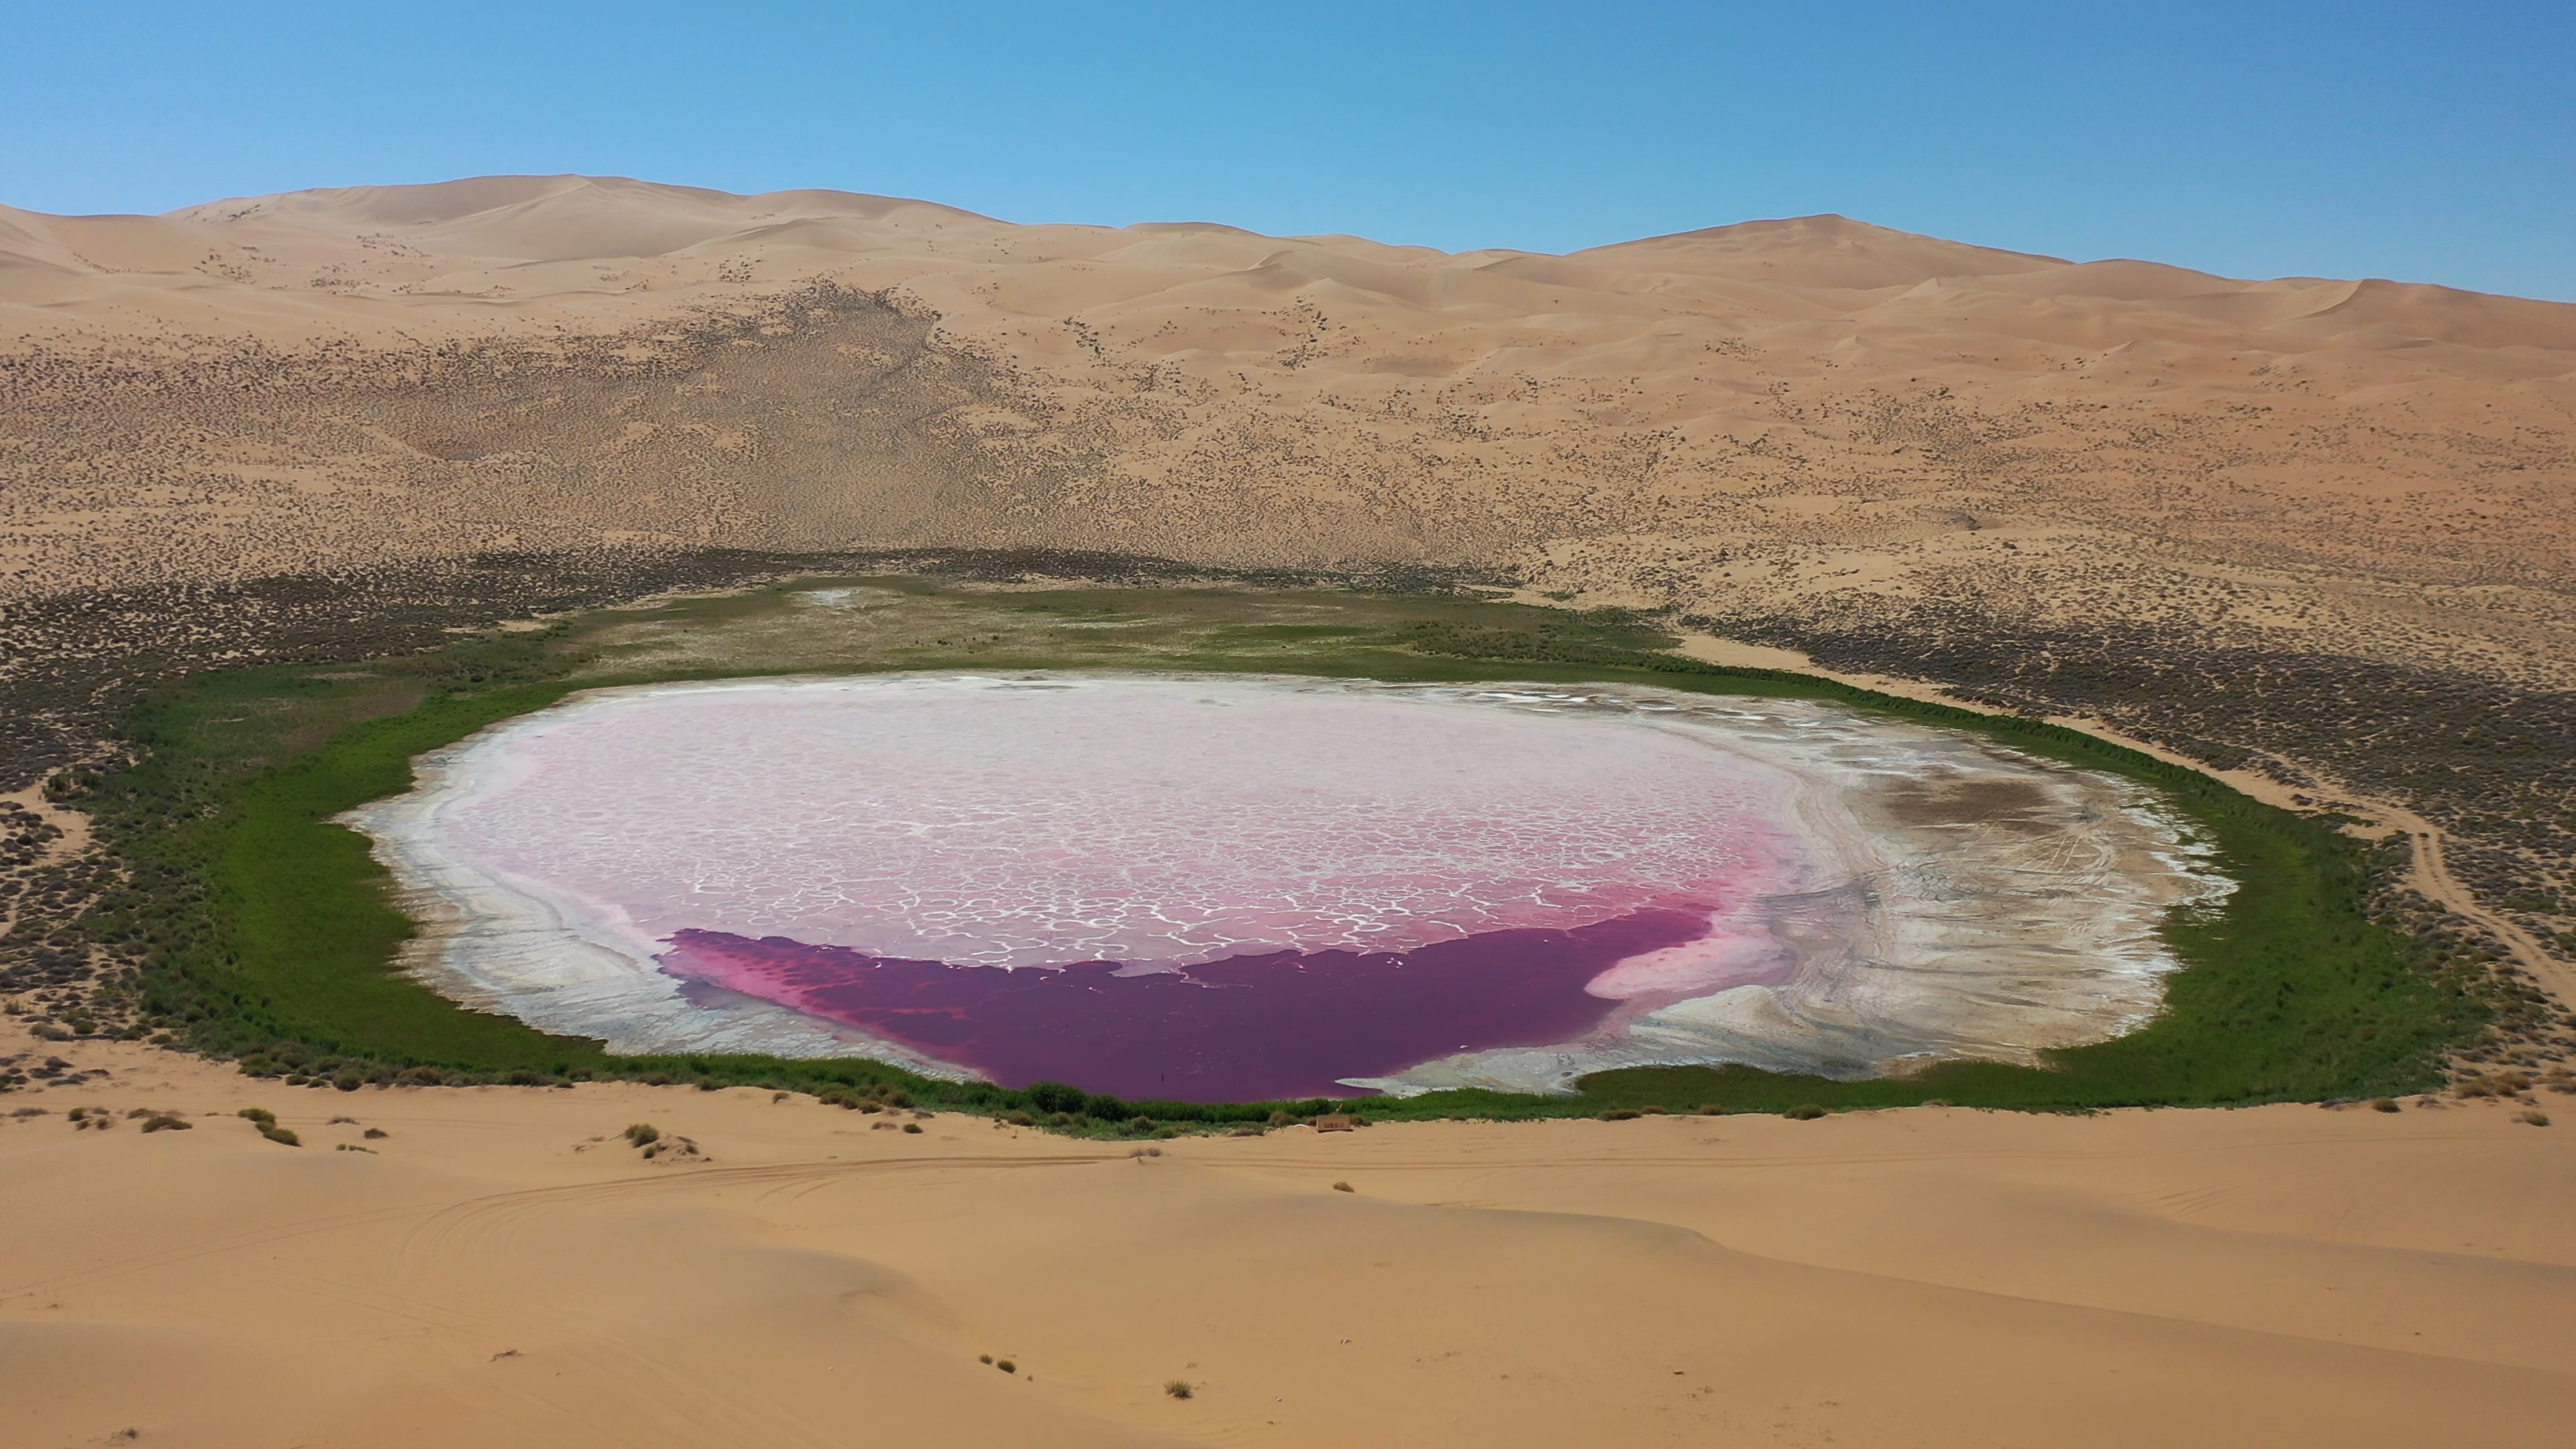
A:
5 1026 2573 1448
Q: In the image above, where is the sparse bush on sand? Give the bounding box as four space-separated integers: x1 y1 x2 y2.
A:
1598 1108 1639 1121
2371 1097 2402 1112
2518 1110 2551 1126
902 1122 923 1134
624 1122 659 1147
1331 1181 1354 1193
1165 1380 1195 1400
142 1115 191 1132
1784 1104 1829 1120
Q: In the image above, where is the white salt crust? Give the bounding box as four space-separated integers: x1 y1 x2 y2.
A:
342 673 2232 1091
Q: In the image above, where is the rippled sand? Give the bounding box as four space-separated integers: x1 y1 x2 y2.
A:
345 674 2227 1091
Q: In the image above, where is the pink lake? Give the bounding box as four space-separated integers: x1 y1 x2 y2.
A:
349 674 2226 1097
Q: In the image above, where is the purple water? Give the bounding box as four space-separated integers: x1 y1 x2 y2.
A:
658 908 1719 1102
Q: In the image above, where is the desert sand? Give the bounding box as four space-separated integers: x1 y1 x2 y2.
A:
5 1021 2574 1449
5 178 2575 1446
3 174 2572 688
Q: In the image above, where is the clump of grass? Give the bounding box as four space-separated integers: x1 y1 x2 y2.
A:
336 1142 376 1152
1229 1123 1264 1136
1638 1104 1667 1115
624 1122 660 1147
1331 1181 1354 1193
2518 1110 2551 1127
995 1358 1016 1374
364 1127 388 1138
262 1125 302 1146
2371 1097 2402 1113
141 1115 191 1132
1598 1108 1640 1121
979 1354 993 1364
10 1107 48 1118
901 1122 923 1134
1165 1379 1195 1400
1783 1104 1829 1121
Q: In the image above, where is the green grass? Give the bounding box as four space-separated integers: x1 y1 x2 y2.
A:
75 574 2483 1122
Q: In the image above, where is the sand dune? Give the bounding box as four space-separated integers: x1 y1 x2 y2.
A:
6 1022 2573 1448
3 176 2571 697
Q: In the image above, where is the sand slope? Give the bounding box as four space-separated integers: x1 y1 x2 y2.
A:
7 1026 2574 1448
3 175 2572 692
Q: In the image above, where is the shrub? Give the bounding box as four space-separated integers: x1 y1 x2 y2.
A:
978 1354 992 1365
1598 1108 1640 1121
625 1122 660 1147
1049 1112 1080 1128
1639 1105 1667 1115
237 1107 276 1125
1331 1181 1354 1193
333 1070 364 1092
996 1360 1016 1374
2371 1097 2401 1113
142 1115 191 1132
2518 1110 2552 1127
1165 1380 1195 1400
881 1089 913 1110
1267 1110 1295 1128
364 1127 388 1138
1128 1116 1156 1134
1025 1080 1087 1116
902 1122 924 1134
1783 1105 1829 1120
261 1125 301 1146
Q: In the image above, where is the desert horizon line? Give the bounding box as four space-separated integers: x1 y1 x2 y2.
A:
10 169 2559 303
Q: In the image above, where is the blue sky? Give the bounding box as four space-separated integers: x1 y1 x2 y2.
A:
5 1 2571 299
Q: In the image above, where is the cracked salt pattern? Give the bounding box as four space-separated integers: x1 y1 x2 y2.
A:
433 674 1805 972
345 673 2233 1093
